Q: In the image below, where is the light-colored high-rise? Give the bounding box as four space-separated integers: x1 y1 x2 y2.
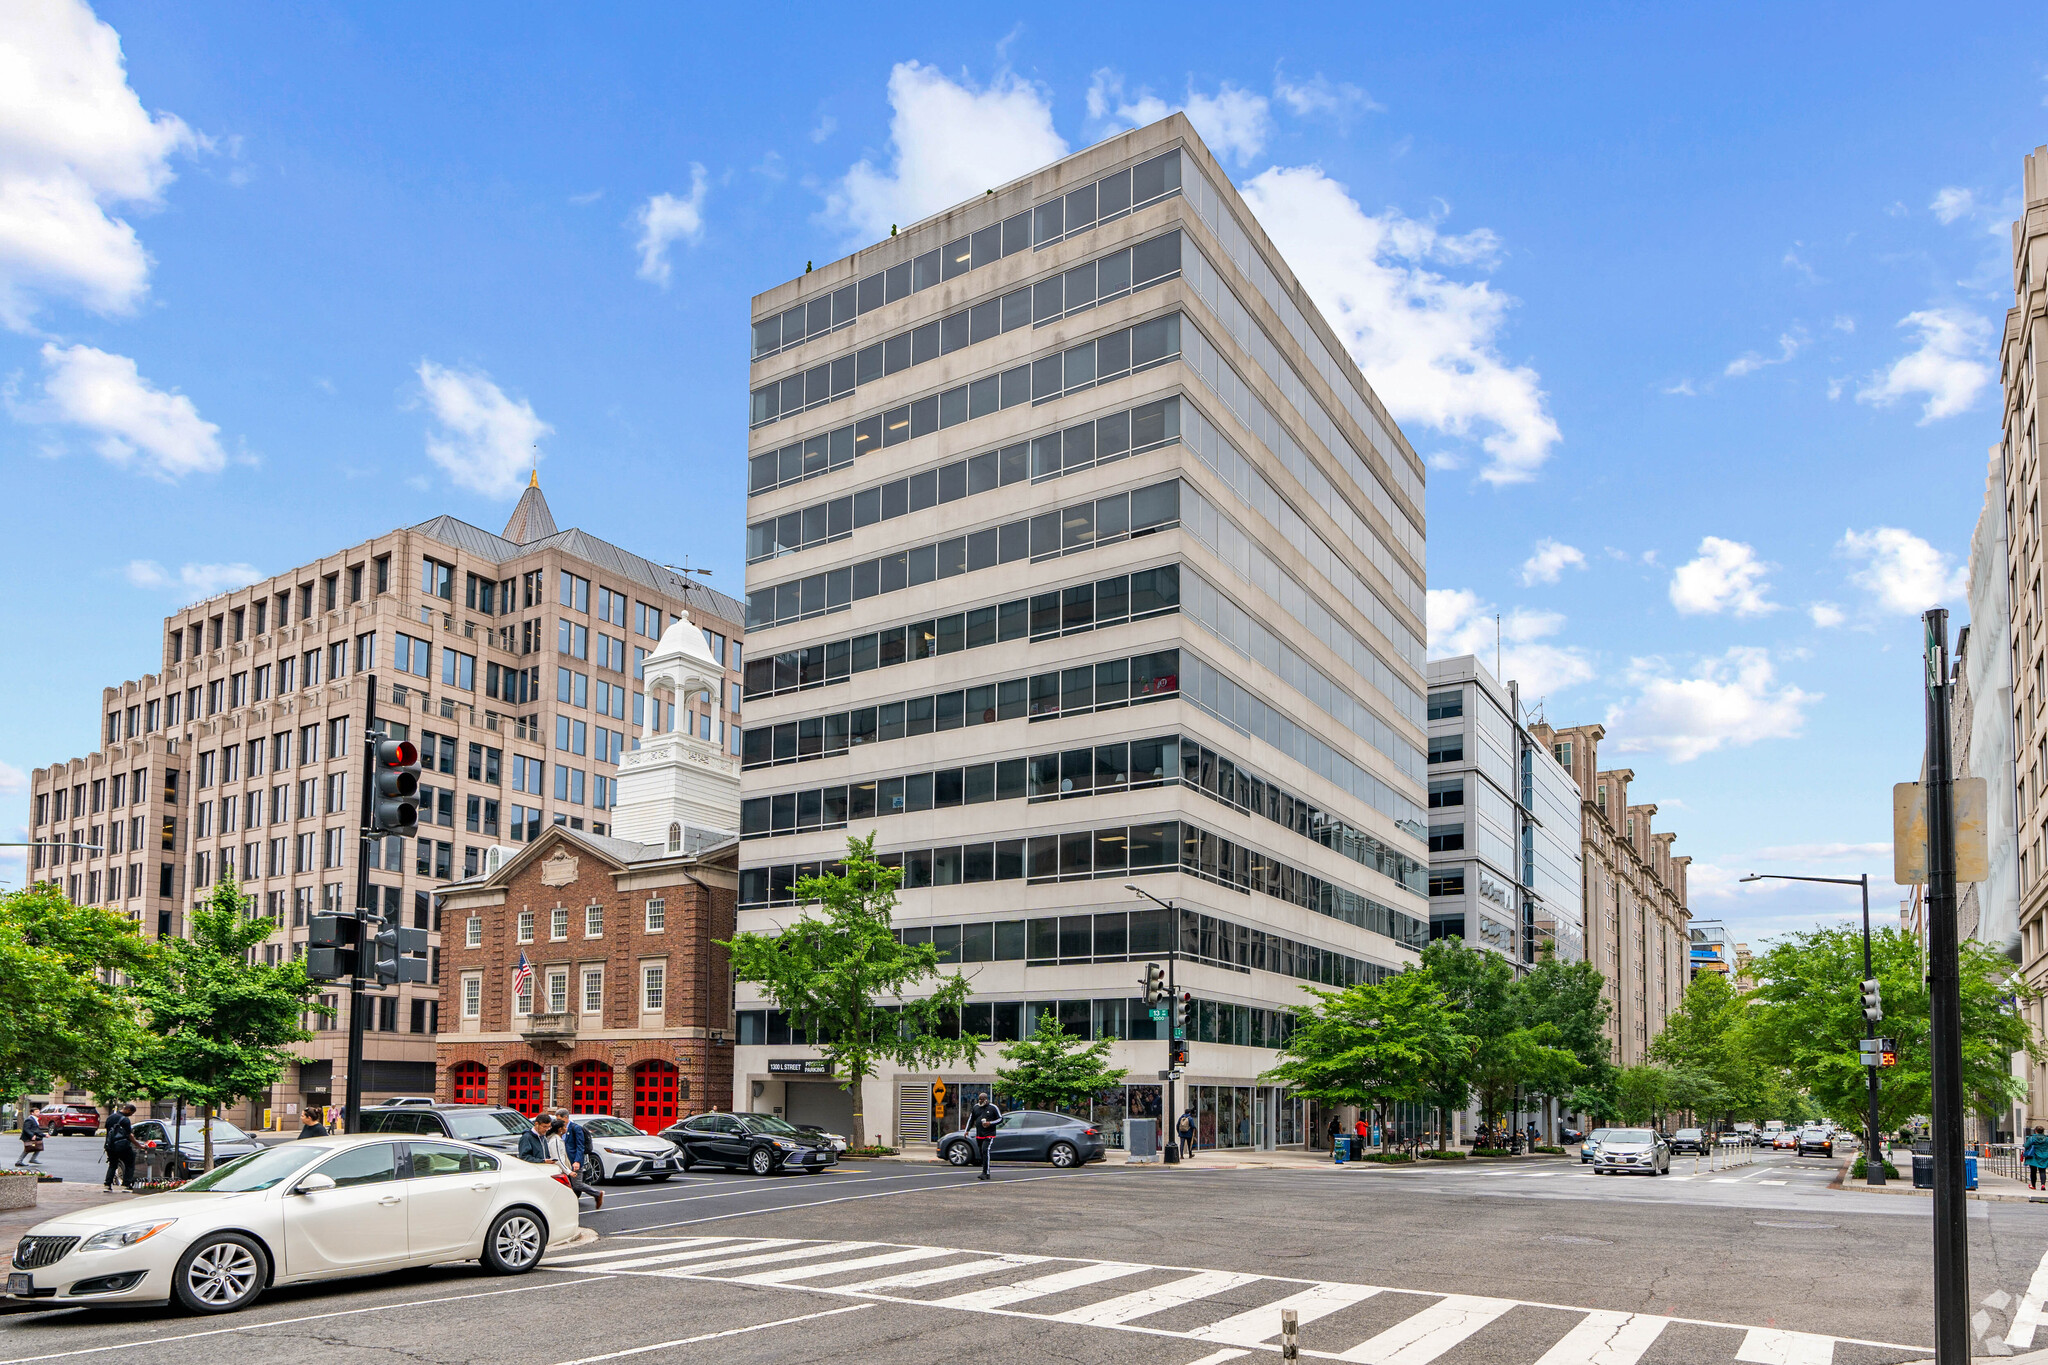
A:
736 115 1431 1153
25 480 743 1123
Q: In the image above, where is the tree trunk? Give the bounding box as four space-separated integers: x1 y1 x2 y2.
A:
849 1081 866 1150
202 1103 215 1172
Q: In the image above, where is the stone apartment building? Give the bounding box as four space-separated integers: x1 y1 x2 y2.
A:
1532 722 1691 1066
25 478 744 1123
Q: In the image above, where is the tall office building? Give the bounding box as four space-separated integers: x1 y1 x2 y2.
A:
735 115 1431 1153
25 479 744 1123
1423 655 1584 967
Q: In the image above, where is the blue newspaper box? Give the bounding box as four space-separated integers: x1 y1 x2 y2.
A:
1966 1155 1979 1191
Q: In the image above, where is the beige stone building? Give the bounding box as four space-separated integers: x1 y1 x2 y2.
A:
1532 722 1691 1066
25 479 744 1124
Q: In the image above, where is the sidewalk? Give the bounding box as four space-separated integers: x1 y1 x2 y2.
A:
1828 1149 2048 1205
861 1146 1574 1172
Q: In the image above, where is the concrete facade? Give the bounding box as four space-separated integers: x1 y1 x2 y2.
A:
735 115 1431 1152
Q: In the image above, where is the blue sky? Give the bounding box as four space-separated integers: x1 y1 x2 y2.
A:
2 1 2042 944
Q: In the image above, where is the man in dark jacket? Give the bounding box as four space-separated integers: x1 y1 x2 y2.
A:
517 1116 552 1164
297 1111 328 1140
967 1094 1001 1181
102 1104 136 1191
16 1109 45 1167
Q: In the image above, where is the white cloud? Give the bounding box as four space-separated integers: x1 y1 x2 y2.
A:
1724 328 1806 378
809 115 837 144
415 361 551 498
1750 841 1891 863
0 0 202 329
1669 536 1775 617
125 559 260 597
1519 538 1586 586
12 342 224 477
1930 187 1975 224
1604 648 1818 763
1272 70 1378 119
1428 587 1595 698
827 62 1067 242
1830 315 1855 334
1855 308 1992 422
1807 602 1846 628
1087 71 1273 165
1838 526 1966 615
633 165 707 287
0 759 25 793
1240 165 1559 484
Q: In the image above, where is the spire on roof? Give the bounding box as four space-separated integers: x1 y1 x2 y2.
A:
502 474 557 544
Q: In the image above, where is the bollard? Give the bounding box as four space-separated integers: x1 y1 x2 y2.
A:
1280 1307 1299 1361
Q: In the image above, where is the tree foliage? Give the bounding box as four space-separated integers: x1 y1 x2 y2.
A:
0 884 154 1104
996 1013 1128 1113
721 835 982 1146
1262 967 1472 1142
1422 939 1585 1132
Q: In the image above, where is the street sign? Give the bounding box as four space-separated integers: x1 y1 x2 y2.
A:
1149 1007 1167 1020
1172 1027 1185 1039
1894 777 1989 884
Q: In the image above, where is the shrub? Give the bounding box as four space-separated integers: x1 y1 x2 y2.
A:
1359 1152 1413 1163
1849 1156 1902 1181
1420 1149 1468 1160
1533 1145 1565 1154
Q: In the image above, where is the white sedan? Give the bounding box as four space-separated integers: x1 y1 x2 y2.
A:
6 1134 579 1314
567 1114 685 1183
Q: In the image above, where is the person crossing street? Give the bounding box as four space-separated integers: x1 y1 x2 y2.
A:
967 1093 1002 1181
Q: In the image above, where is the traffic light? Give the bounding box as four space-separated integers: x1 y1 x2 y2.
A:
370 736 421 837
1170 1040 1190 1068
369 917 430 986
1172 991 1192 1034
1142 963 1165 1005
307 911 361 982
1861 978 1883 1025
1879 1045 1898 1068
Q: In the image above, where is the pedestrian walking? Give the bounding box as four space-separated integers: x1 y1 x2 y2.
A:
1324 1113 1341 1151
1177 1108 1197 1160
967 1092 1002 1180
297 1111 329 1140
1354 1116 1369 1152
16 1109 44 1167
546 1112 603 1210
518 1115 553 1165
103 1103 136 1191
2025 1127 2048 1190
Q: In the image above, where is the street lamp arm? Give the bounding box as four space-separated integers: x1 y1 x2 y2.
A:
1739 872 1866 887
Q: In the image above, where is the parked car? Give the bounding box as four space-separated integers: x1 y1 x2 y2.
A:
4 1134 578 1314
1594 1128 1670 1176
791 1123 850 1153
380 1096 438 1107
1669 1128 1710 1155
1579 1128 1612 1163
565 1114 683 1183
1795 1126 1836 1158
37 1105 100 1137
357 1104 533 1155
660 1112 839 1175
1561 1127 1585 1144
937 1110 1107 1169
130 1119 262 1180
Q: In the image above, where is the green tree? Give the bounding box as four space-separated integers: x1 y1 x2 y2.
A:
0 884 154 1110
1262 968 1471 1148
1421 937 1514 1129
1513 953 1609 1137
128 878 325 1168
1652 973 1781 1125
1613 1064 1669 1125
996 1013 1128 1113
1746 925 2036 1133
721 835 982 1147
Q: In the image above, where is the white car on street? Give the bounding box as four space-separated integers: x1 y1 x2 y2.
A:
6 1134 579 1314
567 1114 685 1183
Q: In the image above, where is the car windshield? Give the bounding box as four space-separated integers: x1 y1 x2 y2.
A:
1675 1129 1702 1139
178 1145 323 1192
1607 1129 1654 1144
165 1121 251 1143
579 1118 641 1138
741 1115 803 1137
1588 1130 1610 1141
446 1111 531 1139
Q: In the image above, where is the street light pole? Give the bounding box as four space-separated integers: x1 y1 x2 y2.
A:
1922 607 1969 1365
1128 884 1181 1165
1739 870 1884 1185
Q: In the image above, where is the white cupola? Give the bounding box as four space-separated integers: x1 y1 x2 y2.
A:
608 609 740 852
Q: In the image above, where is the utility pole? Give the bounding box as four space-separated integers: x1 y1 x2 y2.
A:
1923 608 1968 1365
344 678 379 1135
1129 885 1183 1164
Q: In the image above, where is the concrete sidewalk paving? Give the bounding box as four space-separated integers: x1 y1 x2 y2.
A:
859 1146 1575 1172
1828 1148 2048 1205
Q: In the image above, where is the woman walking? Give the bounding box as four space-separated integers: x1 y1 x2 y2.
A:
2023 1126 2048 1190
545 1115 603 1210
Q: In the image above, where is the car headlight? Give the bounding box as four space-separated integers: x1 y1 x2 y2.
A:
81 1220 177 1252
772 1139 798 1150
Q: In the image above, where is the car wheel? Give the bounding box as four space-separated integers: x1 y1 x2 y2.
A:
648 1173 673 1182
943 1141 974 1167
172 1232 268 1314
584 1155 605 1184
481 1207 547 1274
1049 1142 1078 1168
750 1147 776 1177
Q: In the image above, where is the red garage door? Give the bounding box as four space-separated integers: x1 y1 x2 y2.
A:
632 1061 678 1134
571 1060 612 1116
450 1061 486 1105
505 1061 544 1117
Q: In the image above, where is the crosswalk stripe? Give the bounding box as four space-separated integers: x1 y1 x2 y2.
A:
1530 1310 1671 1364
836 1254 1050 1293
651 1240 877 1276
580 1239 799 1271
549 1237 739 1265
2008 1242 2048 1347
927 1260 1150 1310
1188 1281 1383 1345
1734 1327 1836 1364
724 1246 957 1286
1184 1352 1252 1365
1049 1270 1265 1326
1334 1293 1517 1363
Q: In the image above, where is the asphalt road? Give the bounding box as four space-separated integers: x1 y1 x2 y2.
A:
5 1150 2048 1363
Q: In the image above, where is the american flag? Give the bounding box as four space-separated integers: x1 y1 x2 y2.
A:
511 952 531 1001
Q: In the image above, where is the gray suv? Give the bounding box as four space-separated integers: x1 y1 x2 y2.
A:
357 1104 533 1154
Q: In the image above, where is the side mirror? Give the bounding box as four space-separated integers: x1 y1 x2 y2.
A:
293 1173 337 1195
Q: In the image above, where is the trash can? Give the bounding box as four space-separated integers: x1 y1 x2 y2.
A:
1126 1118 1158 1164
1966 1156 1979 1191
1912 1153 1934 1189
1333 1137 1349 1165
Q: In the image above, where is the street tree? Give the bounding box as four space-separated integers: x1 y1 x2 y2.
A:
1420 937 1514 1131
1262 967 1470 1149
722 835 982 1148
1514 952 1611 1137
996 1012 1128 1114
128 878 325 1169
1613 1064 1669 1125
1651 974 1780 1125
0 884 155 1111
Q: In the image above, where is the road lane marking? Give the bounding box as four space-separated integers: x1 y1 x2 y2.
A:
2006 1242 2048 1346
544 1303 875 1364
725 1245 956 1285
1184 1353 1251 1365
1759 1180 1787 1186
1188 1281 1383 1345
585 1169 966 1213
926 1260 1150 1310
1735 1326 1836 1364
549 1236 740 1264
1333 1294 1516 1363
1530 1310 1670 1364
645 1240 876 1275
565 1239 801 1271
835 1254 1049 1292
1050 1270 1265 1325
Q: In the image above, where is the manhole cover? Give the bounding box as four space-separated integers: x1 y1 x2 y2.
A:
1753 1220 1835 1229
1541 1235 1612 1245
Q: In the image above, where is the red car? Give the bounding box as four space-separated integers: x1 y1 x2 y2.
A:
36 1104 100 1136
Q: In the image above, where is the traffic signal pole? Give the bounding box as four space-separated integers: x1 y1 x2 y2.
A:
1922 609 1968 1365
344 675 379 1135
1859 873 1885 1187
1164 945 1179 1165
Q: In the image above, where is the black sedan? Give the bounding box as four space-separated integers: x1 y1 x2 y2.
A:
660 1112 839 1176
1669 1127 1711 1155
937 1110 1107 1169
